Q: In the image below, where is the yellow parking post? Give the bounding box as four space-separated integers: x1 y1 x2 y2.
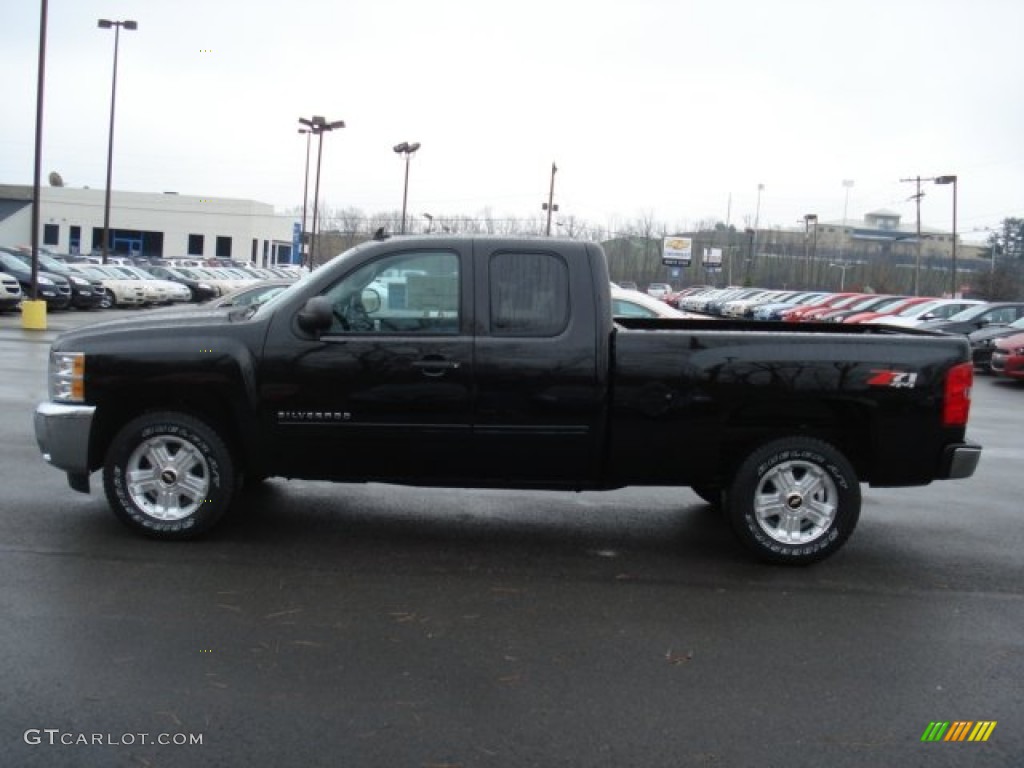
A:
21 299 48 330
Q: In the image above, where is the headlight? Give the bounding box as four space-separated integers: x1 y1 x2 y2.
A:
1014 347 1024 356
198 283 213 291
71 276 89 286
39 275 54 286
50 351 86 403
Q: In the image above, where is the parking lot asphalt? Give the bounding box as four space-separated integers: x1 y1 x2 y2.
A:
1 307 1022 767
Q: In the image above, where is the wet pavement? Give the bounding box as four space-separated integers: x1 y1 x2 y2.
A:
1 307 1022 767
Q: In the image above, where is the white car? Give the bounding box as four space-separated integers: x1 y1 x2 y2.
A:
612 287 703 319
646 283 673 299
107 265 192 304
0 271 23 311
200 267 260 293
65 264 148 308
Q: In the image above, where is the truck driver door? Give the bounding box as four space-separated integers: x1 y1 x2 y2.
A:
259 245 474 483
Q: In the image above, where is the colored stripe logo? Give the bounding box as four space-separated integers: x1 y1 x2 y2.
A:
921 721 997 742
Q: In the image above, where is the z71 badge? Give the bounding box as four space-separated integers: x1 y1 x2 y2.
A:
867 370 919 388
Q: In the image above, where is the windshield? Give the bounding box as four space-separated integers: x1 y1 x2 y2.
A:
896 299 942 317
251 243 377 317
946 304 994 322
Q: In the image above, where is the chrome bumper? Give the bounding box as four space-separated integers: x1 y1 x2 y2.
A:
941 442 982 480
34 402 96 493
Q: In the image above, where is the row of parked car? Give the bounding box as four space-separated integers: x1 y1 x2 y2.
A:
0 247 304 313
641 284 1024 381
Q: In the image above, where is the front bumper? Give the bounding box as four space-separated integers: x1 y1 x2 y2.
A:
34 402 96 492
70 289 105 309
940 442 982 480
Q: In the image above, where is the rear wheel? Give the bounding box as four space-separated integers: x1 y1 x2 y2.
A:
103 411 236 539
726 436 860 564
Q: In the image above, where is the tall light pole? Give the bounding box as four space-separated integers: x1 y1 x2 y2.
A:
803 213 818 287
97 18 137 265
29 0 49 307
423 213 434 233
841 179 854 260
752 183 764 269
743 227 755 285
392 141 420 234
542 162 559 236
298 128 312 266
935 175 958 297
299 115 345 268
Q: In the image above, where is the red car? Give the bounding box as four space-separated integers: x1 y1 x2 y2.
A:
789 293 869 322
842 296 935 324
990 331 1024 380
780 292 859 321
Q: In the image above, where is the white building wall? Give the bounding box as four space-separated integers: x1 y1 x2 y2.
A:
30 187 297 264
0 204 32 247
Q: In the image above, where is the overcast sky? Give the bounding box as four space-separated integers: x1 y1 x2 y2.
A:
2 0 1022 240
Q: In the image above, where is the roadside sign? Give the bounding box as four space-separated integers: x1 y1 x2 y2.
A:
663 237 692 267
704 247 722 272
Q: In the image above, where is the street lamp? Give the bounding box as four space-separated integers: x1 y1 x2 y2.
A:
830 262 854 291
297 128 312 266
393 141 420 234
744 227 755 285
97 18 137 264
840 179 854 260
298 115 345 268
423 212 434 233
803 213 818 286
935 175 958 297
750 183 765 262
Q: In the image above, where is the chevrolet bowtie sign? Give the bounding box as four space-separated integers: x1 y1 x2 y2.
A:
662 237 692 267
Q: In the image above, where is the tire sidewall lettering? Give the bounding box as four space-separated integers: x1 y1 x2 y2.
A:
104 412 234 539
730 437 860 564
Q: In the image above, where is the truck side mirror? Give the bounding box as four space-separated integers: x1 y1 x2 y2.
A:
297 296 333 334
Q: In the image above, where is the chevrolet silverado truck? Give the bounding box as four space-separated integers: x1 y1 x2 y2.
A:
34 235 981 564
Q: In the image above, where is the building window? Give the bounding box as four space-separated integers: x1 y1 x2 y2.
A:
216 236 232 258
43 224 59 246
187 234 204 256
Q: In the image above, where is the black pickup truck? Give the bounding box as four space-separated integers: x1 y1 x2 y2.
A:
34 236 981 563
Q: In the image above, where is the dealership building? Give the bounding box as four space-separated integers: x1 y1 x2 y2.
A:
0 183 298 265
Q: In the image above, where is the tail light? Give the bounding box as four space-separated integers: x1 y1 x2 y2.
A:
943 362 973 427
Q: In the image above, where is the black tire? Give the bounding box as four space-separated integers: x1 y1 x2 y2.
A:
100 290 115 309
725 436 860 565
691 485 722 507
103 411 236 539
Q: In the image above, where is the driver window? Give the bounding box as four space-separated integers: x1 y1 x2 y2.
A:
321 250 460 334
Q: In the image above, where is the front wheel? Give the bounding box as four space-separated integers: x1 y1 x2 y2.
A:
726 437 860 565
100 289 115 309
103 411 236 539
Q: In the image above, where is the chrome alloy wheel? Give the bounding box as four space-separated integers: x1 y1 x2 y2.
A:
125 435 211 521
752 458 838 545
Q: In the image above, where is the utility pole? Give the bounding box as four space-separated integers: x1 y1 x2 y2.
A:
542 162 558 236
900 176 926 295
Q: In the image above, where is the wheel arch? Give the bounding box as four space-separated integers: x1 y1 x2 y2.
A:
88 389 250 476
714 397 873 487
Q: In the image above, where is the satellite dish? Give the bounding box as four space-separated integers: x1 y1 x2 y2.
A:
48 172 64 187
